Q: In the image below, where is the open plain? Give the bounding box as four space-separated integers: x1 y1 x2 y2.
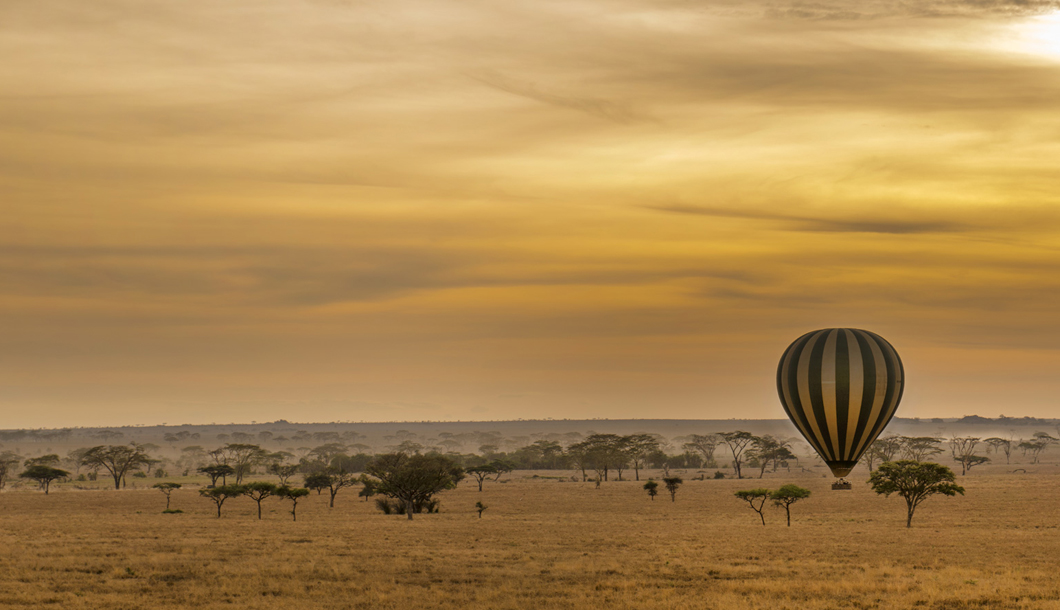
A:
2 464 1058 610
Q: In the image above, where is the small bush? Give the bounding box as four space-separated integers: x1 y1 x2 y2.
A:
133 472 147 479
154 469 167 478
77 474 87 482
162 509 183 514
714 471 726 479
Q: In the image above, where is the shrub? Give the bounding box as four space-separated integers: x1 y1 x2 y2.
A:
713 471 726 479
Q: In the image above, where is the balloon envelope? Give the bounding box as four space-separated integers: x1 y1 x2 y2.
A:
776 328 904 478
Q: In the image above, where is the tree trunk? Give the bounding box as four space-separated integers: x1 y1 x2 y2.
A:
257 501 262 519
166 496 171 510
785 506 791 527
906 500 914 528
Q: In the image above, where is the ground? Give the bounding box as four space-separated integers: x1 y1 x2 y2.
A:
1 465 1058 609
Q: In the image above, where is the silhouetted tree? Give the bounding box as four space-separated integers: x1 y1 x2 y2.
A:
0 451 20 490
365 453 464 520
81 445 151 489
19 465 68 494
868 461 964 527
199 464 235 487
735 488 771 525
949 437 988 475
217 443 268 484
719 432 756 479
685 434 720 468
358 476 377 502
900 437 943 462
662 476 682 502
199 484 245 518
983 437 1012 464
304 472 330 495
466 464 497 492
643 479 659 501
770 484 810 526
277 486 310 521
625 434 662 481
475 501 487 518
243 482 278 519
153 482 181 510
267 462 300 486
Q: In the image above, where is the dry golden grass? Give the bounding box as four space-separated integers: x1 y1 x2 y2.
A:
2 466 1059 609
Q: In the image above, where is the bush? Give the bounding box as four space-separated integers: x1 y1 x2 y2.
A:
154 469 167 478
375 498 440 515
162 509 183 514
77 474 87 482
713 471 726 479
133 471 147 479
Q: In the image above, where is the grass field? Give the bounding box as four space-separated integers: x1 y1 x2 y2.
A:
2 465 1058 609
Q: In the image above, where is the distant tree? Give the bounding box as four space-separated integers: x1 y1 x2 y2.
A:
643 479 659 501
662 476 682 502
475 501 487 518
81 445 151 489
685 434 720 468
218 443 268 484
734 488 771 525
750 435 794 477
1018 433 1057 464
983 437 1012 464
199 464 235 487
770 484 811 526
868 461 964 528
0 451 21 490
719 431 757 479
19 465 69 494
949 437 988 475
153 482 182 510
24 454 61 468
365 453 465 520
900 437 944 462
490 459 516 481
625 434 662 481
466 464 497 492
200 485 245 518
243 482 278 519
267 462 301 486
304 472 330 495
358 476 377 502
276 486 310 521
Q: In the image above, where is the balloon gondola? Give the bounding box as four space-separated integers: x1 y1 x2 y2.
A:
776 328 904 490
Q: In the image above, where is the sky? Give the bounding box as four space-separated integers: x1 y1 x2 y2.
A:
2 0 1060 428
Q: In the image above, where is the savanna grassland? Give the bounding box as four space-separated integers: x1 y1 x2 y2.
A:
2 465 1058 610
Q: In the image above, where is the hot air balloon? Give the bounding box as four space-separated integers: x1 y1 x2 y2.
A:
776 328 904 488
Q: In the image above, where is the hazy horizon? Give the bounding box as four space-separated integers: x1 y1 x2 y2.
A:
3 0 1060 428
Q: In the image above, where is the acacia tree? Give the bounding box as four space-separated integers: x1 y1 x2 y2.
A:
19 465 69 494
662 476 682 502
719 431 757 479
277 486 310 521
475 501 487 518
0 451 20 490
153 482 182 510
358 476 377 502
200 484 245 518
365 453 464 520
868 461 964 527
81 445 151 489
949 437 988 475
643 479 659 501
625 434 661 481
770 484 811 526
302 469 359 508
983 437 1012 464
466 464 497 492
267 462 300 486
199 464 235 486
1018 433 1057 464
685 434 720 468
218 443 268 484
735 488 771 525
243 481 278 519
901 437 944 462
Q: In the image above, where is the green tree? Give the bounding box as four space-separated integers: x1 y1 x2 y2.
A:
358 476 377 502
19 465 69 494
267 462 300 486
218 443 268 484
80 445 151 489
199 484 245 518
643 479 659 501
662 476 682 502
868 460 965 527
243 481 278 520
770 484 810 526
365 453 464 520
466 464 497 492
304 472 330 495
734 488 771 525
475 501 487 518
277 486 310 521
302 470 358 508
625 434 662 481
153 482 182 510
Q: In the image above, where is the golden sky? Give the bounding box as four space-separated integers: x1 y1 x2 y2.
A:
3 0 1060 427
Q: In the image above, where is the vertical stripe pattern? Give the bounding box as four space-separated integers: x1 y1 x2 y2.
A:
776 328 904 478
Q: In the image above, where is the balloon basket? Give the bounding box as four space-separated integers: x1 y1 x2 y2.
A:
831 480 852 491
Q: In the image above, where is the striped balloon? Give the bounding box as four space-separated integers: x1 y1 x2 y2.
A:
776 329 904 478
